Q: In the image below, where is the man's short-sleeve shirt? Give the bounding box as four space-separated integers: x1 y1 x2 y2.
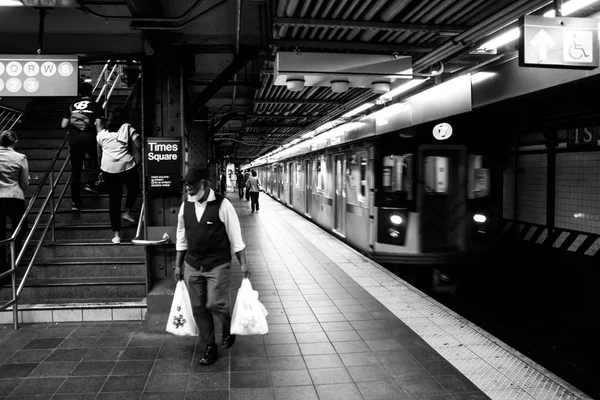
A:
64 96 103 145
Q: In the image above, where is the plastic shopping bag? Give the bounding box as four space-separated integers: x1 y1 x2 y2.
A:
231 278 269 335
166 280 199 337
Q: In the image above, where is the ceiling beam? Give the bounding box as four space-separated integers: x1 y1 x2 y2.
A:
273 17 464 36
244 125 306 129
190 79 261 88
254 99 345 105
271 39 433 53
247 114 321 120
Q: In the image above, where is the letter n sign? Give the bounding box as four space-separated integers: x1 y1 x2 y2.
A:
146 137 182 191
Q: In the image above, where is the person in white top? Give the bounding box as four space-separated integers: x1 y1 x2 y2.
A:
174 167 250 366
0 130 29 279
96 107 142 244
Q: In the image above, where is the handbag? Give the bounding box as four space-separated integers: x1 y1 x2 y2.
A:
126 124 142 166
166 280 199 337
231 277 269 335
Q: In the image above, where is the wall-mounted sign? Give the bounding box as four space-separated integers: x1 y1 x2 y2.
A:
146 137 182 191
519 15 599 69
565 126 600 149
0 55 77 96
432 122 453 140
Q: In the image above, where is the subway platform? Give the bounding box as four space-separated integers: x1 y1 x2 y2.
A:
0 193 592 400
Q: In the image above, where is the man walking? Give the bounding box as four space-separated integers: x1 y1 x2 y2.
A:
60 82 104 211
173 167 250 365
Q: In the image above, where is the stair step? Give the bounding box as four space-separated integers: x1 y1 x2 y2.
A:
17 277 147 286
27 241 146 258
1 279 147 300
0 299 147 324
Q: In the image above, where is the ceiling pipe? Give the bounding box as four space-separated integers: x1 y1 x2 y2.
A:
413 0 550 72
360 0 413 41
79 0 204 22
130 0 228 30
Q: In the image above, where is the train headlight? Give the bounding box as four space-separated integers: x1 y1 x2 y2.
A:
388 228 400 238
473 214 487 223
389 214 403 225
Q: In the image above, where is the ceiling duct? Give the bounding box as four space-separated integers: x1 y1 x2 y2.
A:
274 52 412 92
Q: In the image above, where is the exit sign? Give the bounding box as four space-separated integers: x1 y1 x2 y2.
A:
519 15 599 69
21 0 76 7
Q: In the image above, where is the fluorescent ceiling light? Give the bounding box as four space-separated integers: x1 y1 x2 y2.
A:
341 102 374 119
476 0 599 52
379 78 428 101
0 0 23 5
477 27 520 52
544 0 599 17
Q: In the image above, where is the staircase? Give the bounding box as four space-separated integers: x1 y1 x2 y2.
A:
0 93 148 325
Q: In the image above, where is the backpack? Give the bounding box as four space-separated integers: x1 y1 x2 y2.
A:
69 111 91 131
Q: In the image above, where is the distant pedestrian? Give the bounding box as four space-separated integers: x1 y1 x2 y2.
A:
96 107 142 244
236 171 244 199
60 82 104 211
0 130 29 281
245 169 261 213
220 172 227 196
243 170 250 201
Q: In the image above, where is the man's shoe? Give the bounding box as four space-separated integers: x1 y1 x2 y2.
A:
199 344 218 365
84 184 99 194
222 334 236 349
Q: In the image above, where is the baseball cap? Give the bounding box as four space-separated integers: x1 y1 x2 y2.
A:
182 167 210 183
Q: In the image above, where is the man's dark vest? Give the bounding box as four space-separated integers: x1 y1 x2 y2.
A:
183 194 232 271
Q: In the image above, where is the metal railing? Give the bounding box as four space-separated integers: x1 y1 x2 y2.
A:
0 105 24 131
0 60 145 329
132 202 170 246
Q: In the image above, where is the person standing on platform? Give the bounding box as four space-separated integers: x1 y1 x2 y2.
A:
220 172 227 196
0 130 29 282
245 169 261 213
60 82 104 211
96 107 141 244
236 171 244 199
243 170 251 201
173 167 250 365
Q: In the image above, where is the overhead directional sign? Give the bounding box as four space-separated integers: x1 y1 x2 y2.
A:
0 55 78 96
519 15 599 69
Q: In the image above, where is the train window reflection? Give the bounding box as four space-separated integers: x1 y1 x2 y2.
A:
360 156 367 200
382 154 413 200
424 156 449 194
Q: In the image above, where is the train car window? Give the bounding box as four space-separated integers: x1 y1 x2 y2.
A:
360 156 367 201
296 163 302 188
424 156 449 194
382 154 413 200
468 154 491 198
317 158 327 192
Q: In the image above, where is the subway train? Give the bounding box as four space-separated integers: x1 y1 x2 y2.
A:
248 77 503 265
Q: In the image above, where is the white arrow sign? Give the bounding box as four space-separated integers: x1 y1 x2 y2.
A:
530 29 555 60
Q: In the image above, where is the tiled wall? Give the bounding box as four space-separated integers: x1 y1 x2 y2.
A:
555 152 600 234
503 153 547 225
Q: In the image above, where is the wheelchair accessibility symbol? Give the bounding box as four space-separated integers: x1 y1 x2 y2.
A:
563 31 593 63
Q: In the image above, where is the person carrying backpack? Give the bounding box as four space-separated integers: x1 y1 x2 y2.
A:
60 82 104 211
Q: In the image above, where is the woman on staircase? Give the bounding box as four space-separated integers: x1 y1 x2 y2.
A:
96 107 142 244
0 130 29 279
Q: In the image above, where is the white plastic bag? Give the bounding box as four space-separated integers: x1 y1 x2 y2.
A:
231 278 269 335
166 280 199 336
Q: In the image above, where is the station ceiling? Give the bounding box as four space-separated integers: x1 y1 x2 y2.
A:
1 0 600 165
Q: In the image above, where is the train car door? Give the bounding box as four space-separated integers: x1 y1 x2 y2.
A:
288 162 293 206
334 154 346 235
419 146 466 252
305 159 312 217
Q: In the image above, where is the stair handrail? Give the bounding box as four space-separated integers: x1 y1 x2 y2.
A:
0 104 24 131
131 202 170 245
0 134 72 329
